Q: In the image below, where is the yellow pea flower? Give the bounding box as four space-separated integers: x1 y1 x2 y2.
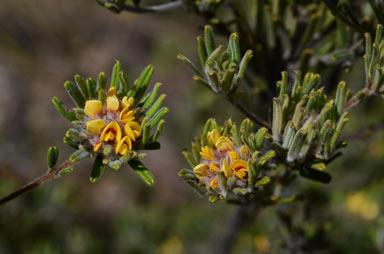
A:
115 136 132 155
86 119 105 134
215 136 234 151
210 178 219 188
100 121 122 143
121 96 135 109
193 164 209 179
84 100 102 119
200 146 214 160
221 159 232 178
124 121 141 141
207 129 220 145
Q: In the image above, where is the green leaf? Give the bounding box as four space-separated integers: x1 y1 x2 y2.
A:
143 141 161 150
74 74 89 99
64 81 85 108
47 146 59 169
149 107 168 129
255 176 271 187
63 137 79 149
272 98 283 141
204 25 216 55
86 78 97 99
128 160 155 186
90 154 105 183
111 61 120 88
177 54 204 79
97 72 107 90
197 36 208 68
135 65 154 101
299 167 331 184
143 82 162 110
229 33 240 64
52 97 76 121
145 94 166 117
69 149 90 163
152 119 165 142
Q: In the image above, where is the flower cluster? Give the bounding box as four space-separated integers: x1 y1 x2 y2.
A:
180 119 275 202
83 87 141 156
193 128 250 191
52 62 167 184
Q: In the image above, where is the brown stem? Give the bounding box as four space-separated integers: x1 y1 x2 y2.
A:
219 204 260 254
229 98 270 129
342 121 384 140
121 0 182 13
0 161 74 206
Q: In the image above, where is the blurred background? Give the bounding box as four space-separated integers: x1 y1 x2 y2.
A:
0 0 384 253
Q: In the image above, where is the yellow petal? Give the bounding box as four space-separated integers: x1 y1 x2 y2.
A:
193 164 209 179
94 142 102 152
207 129 220 145
209 162 220 173
106 95 119 112
215 136 234 151
231 160 248 171
122 96 135 108
234 168 248 181
107 87 116 96
210 178 219 188
86 119 105 134
115 136 128 155
221 159 232 178
227 151 240 163
127 121 141 131
84 100 102 119
124 125 136 141
100 121 122 143
200 146 214 160
119 108 135 123
106 131 115 141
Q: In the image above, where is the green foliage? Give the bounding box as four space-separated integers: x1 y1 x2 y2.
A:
180 24 384 203
178 25 252 101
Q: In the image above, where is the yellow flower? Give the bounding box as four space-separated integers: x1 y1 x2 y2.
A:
193 164 209 179
100 121 122 143
231 160 248 181
124 121 141 141
200 146 214 160
86 119 105 134
84 100 102 119
215 136 234 151
210 178 219 188
106 96 119 112
207 129 220 145
121 96 135 108
221 159 232 178
119 107 135 123
209 162 220 173
115 136 132 155
227 151 239 163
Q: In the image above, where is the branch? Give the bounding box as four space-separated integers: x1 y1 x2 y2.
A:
227 97 270 129
0 160 75 206
219 203 261 254
121 0 183 13
342 121 384 140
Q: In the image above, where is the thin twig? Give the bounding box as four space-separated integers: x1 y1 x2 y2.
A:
121 0 183 13
342 121 384 140
219 204 260 254
0 160 75 206
230 98 270 129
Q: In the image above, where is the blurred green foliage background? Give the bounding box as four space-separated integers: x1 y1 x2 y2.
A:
0 0 384 253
